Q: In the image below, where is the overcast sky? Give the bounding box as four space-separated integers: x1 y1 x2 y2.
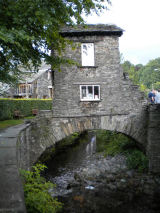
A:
85 0 160 65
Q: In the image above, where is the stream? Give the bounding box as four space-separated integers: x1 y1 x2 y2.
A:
44 132 160 213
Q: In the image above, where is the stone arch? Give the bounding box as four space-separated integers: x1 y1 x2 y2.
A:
51 112 148 150
17 108 148 170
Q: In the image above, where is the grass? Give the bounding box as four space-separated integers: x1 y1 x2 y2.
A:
0 116 35 130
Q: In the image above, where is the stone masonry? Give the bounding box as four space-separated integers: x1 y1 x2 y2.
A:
53 25 146 117
147 104 160 172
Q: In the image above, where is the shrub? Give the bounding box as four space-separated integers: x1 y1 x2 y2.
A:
20 164 63 213
126 150 149 172
95 130 148 172
0 98 52 120
96 131 131 155
96 130 115 152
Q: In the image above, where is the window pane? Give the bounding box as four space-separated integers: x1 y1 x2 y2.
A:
94 86 99 99
87 86 93 99
88 86 92 94
82 86 87 99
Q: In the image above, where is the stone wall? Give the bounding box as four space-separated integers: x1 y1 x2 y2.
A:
53 34 146 118
147 104 160 173
17 110 55 170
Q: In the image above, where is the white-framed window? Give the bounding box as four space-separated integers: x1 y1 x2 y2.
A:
81 43 94 66
80 85 100 101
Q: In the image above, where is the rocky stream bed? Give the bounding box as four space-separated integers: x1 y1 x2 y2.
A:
44 135 160 213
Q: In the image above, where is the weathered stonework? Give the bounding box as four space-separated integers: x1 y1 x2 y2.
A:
17 111 55 170
147 104 160 173
53 25 146 118
17 106 149 171
17 104 160 173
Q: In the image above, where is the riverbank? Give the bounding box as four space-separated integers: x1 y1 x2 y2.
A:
58 153 160 213
46 141 160 213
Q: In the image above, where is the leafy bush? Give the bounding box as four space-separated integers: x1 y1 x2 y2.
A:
20 164 63 213
126 150 149 172
96 131 131 155
0 98 52 120
96 130 115 152
96 130 148 172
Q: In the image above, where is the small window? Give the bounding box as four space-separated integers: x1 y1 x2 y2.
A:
81 43 94 66
48 70 52 80
80 85 100 101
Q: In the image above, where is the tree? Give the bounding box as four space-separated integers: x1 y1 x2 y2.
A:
121 60 142 85
139 58 160 89
0 0 111 85
121 60 133 72
122 58 160 92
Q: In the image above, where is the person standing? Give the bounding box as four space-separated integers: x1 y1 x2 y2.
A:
155 89 160 103
148 89 156 103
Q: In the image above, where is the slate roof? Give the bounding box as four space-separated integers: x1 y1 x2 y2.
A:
19 63 50 83
60 24 123 37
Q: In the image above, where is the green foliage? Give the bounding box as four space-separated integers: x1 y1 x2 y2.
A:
56 132 82 150
0 0 110 84
20 164 63 213
96 130 148 172
96 130 114 152
126 150 149 172
96 130 131 155
0 98 52 120
122 57 160 91
71 132 80 139
139 83 147 92
122 60 142 85
140 58 160 89
153 81 160 90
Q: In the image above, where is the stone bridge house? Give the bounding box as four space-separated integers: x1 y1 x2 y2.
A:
17 24 160 173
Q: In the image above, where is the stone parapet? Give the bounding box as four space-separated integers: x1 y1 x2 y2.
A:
147 104 160 173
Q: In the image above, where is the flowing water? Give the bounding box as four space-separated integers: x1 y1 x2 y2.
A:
44 132 160 213
45 133 97 196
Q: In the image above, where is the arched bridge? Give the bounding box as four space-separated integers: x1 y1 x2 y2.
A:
17 104 160 174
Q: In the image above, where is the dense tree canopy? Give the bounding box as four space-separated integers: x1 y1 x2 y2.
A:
139 58 160 89
121 57 160 92
0 0 110 84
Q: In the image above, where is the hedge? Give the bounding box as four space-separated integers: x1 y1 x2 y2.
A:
0 98 52 121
